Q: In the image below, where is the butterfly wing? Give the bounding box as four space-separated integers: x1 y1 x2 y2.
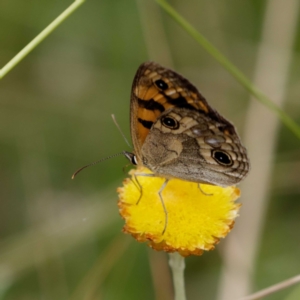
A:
130 61 222 162
130 61 249 186
141 107 249 186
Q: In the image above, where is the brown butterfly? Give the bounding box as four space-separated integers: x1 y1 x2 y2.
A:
125 62 250 187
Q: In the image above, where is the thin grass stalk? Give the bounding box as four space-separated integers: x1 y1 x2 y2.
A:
0 0 85 79
238 274 300 300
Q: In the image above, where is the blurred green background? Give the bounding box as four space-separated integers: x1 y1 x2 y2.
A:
1 0 300 299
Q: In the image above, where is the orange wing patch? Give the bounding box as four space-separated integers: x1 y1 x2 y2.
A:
131 62 215 149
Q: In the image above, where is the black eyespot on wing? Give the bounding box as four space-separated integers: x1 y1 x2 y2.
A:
161 116 180 130
212 150 233 166
154 79 168 90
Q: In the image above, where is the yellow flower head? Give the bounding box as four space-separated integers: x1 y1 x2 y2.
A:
117 167 241 256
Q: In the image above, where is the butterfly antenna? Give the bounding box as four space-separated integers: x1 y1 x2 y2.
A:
111 114 132 149
72 151 125 179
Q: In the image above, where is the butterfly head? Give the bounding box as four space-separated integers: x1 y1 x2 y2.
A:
123 151 138 166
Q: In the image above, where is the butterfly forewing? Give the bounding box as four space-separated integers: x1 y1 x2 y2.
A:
130 61 250 186
131 63 210 155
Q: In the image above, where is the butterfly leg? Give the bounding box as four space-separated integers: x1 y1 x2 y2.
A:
198 184 213 196
158 179 169 235
132 174 143 204
133 173 169 234
133 173 157 204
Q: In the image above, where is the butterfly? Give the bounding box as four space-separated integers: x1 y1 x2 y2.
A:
124 62 250 187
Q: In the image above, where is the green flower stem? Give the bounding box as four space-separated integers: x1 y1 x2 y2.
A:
155 0 300 140
169 253 186 300
0 0 85 79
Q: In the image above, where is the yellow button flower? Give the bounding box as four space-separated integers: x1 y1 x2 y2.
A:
117 167 241 256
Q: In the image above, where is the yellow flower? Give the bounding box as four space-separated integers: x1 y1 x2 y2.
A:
117 167 241 256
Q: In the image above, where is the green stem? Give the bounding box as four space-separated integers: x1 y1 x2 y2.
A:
0 0 85 79
155 0 300 139
169 253 186 300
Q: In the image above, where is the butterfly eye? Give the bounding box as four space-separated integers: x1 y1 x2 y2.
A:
161 116 180 130
212 150 233 166
131 155 138 165
154 79 168 90
124 151 138 165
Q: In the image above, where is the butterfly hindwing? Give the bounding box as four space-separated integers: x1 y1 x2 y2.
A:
130 61 250 186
